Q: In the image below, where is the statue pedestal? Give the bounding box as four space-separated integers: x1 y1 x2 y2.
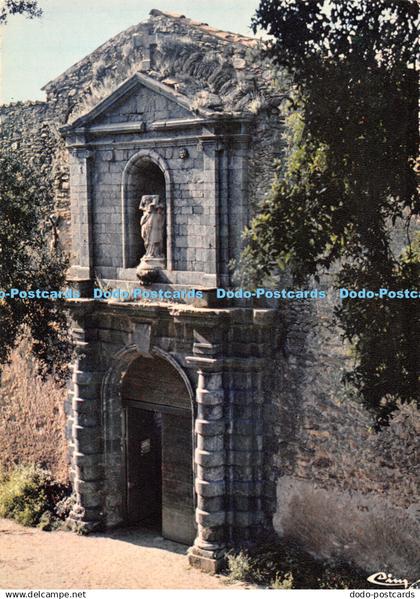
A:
137 256 165 272
136 256 165 283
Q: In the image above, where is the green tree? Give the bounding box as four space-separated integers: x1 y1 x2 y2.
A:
0 152 70 379
245 0 419 427
0 0 42 24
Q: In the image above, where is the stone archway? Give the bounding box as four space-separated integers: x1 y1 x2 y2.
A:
100 345 196 544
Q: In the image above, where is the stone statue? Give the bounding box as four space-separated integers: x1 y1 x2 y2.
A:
136 194 165 279
139 194 165 258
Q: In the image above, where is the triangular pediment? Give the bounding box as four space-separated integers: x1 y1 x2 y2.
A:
66 72 195 130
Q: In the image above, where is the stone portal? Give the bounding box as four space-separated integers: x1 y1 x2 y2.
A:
63 70 279 573
122 354 195 545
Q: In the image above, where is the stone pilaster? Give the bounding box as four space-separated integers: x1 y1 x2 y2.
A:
199 134 220 279
186 342 226 574
66 301 105 532
67 144 94 292
227 361 266 545
228 125 251 266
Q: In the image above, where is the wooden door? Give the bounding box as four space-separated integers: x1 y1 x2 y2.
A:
161 412 196 545
126 407 162 527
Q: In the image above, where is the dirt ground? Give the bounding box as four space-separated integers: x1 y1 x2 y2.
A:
0 518 246 589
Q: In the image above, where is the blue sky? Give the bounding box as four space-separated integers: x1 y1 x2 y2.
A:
1 0 260 104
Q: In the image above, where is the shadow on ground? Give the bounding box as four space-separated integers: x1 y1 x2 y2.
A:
94 525 188 555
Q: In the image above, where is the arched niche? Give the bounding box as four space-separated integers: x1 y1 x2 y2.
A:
121 150 173 270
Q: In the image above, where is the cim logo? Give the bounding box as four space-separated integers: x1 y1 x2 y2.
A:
367 572 420 589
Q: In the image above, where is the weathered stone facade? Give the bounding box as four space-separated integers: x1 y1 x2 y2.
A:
67 300 277 571
64 75 260 286
58 49 284 569
1 9 418 578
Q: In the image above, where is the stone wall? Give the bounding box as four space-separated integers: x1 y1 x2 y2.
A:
0 101 72 250
268 293 420 578
80 81 220 278
90 141 211 276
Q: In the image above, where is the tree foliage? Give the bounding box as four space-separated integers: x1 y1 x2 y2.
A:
0 152 70 379
0 0 42 24
246 0 419 427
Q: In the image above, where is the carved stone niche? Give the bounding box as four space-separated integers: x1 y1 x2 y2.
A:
136 194 166 282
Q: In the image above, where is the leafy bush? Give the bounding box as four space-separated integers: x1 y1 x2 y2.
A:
0 152 71 379
246 0 419 428
226 550 252 582
0 464 71 529
271 572 294 589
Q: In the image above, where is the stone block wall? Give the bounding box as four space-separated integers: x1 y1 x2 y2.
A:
0 101 72 251
247 109 285 215
0 11 282 266
266 294 420 578
86 137 216 277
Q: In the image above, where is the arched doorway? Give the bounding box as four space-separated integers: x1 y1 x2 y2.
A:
121 352 196 545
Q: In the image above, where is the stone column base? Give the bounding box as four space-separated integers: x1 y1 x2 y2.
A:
65 505 102 534
188 545 226 574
